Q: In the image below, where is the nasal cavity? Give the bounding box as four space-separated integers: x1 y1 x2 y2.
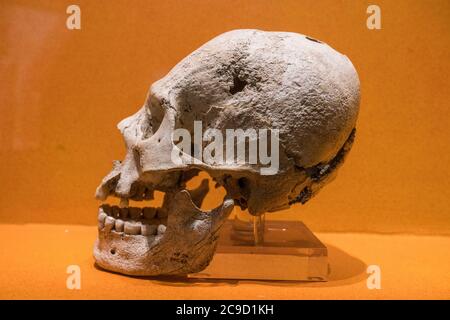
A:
230 75 247 95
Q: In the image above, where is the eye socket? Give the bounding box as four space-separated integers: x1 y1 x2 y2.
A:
146 95 165 133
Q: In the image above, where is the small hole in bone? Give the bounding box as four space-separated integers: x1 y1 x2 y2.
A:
305 36 321 43
110 248 116 255
238 177 248 189
230 74 247 94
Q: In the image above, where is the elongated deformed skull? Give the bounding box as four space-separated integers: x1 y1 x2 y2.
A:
94 29 360 276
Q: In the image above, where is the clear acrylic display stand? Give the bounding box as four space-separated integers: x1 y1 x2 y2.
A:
189 208 329 281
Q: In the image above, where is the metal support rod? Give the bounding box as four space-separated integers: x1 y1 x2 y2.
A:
253 214 265 245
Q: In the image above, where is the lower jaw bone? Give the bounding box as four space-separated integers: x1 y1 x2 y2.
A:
93 190 233 276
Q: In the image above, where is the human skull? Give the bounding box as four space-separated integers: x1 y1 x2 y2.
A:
94 29 360 276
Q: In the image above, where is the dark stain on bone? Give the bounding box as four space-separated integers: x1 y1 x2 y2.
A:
170 252 189 264
289 186 312 205
305 128 356 182
236 197 248 209
290 128 356 205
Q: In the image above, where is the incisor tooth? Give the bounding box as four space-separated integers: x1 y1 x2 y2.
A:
98 212 107 229
124 222 141 235
141 224 157 236
104 216 115 232
115 219 124 232
157 224 166 235
100 204 111 214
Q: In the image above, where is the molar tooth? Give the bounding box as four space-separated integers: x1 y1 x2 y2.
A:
157 224 167 235
104 216 115 232
119 198 129 208
156 208 168 219
141 224 157 236
124 221 141 235
115 219 124 232
129 207 142 220
143 207 157 220
98 212 107 229
158 217 168 226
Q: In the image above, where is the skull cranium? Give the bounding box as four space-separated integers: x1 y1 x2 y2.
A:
94 29 360 276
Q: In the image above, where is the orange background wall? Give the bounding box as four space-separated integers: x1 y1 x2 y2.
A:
0 0 449 235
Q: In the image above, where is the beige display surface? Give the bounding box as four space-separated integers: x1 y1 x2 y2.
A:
0 223 449 299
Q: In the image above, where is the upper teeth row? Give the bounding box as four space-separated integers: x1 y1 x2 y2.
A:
99 204 168 220
98 211 167 236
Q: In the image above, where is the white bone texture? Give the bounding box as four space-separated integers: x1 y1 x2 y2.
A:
94 29 360 276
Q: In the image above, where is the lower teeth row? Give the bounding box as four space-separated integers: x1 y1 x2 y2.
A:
98 211 166 236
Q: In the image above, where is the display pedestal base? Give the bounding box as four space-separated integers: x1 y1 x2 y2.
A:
189 215 329 281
